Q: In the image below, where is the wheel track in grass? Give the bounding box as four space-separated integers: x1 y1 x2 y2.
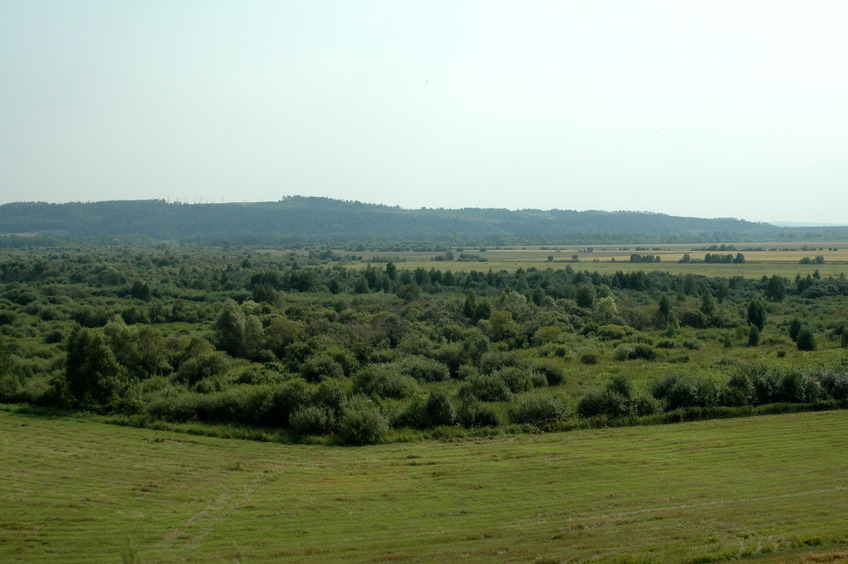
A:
157 467 273 550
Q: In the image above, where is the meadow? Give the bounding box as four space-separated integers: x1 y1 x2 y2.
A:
2 406 848 563
347 242 848 278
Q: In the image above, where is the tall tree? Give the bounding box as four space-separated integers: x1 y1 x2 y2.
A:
64 325 124 409
747 300 766 330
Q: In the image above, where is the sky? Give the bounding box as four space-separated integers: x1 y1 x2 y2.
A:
1 1 846 224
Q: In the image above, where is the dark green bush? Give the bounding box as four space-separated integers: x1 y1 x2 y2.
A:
577 390 629 419
457 375 513 403
457 399 501 428
44 329 65 344
748 325 760 347
576 376 658 419
424 389 457 427
614 343 657 361
260 380 311 427
338 399 390 445
682 339 704 351
479 350 525 374
795 327 816 351
399 356 450 382
579 351 598 365
300 353 345 382
510 392 567 426
532 361 565 386
613 344 635 361
495 367 532 394
352 364 418 399
289 406 337 436
818 370 848 400
749 368 781 405
650 374 719 410
529 371 548 388
175 351 231 387
776 371 819 403
312 381 346 415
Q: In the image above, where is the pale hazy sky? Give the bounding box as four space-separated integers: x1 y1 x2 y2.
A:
1 1 846 223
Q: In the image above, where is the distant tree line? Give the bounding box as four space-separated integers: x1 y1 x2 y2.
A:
3 197 847 246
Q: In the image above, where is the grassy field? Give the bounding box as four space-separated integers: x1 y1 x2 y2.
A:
3 408 848 563
337 243 848 278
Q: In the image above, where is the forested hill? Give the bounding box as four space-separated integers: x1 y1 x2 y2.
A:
0 197 844 245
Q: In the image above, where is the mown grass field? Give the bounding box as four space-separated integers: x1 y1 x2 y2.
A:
3 407 848 563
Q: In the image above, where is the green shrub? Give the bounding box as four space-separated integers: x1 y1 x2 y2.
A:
632 344 657 360
595 324 632 340
532 361 565 386
725 372 754 405
300 353 345 382
289 406 337 436
260 380 311 427
579 351 598 365
818 369 848 400
398 356 450 382
577 390 628 419
312 381 346 415
495 367 533 394
457 375 513 403
44 329 65 344
614 343 656 361
796 327 817 351
778 372 823 403
748 325 760 347
749 368 781 405
631 395 661 416
682 339 704 350
147 393 203 422
788 317 803 341
424 389 456 427
479 350 525 374
613 344 636 361
650 374 719 410
606 375 633 398
338 399 390 445
352 364 418 399
456 364 479 380
576 376 657 419
510 392 567 426
457 399 501 428
175 351 231 387
529 371 548 388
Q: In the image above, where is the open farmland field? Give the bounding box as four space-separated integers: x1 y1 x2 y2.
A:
345 243 848 278
2 408 848 563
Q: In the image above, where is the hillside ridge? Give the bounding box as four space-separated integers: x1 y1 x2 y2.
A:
1 196 845 244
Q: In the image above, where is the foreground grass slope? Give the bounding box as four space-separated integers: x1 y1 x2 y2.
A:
2 409 847 563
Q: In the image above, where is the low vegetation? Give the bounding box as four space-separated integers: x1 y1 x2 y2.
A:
1 244 847 444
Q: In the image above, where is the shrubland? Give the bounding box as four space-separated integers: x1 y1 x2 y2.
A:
1 245 847 444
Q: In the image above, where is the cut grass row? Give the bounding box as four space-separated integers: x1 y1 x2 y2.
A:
3 408 848 562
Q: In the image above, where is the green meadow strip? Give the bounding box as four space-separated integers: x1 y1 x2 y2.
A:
2 409 848 563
